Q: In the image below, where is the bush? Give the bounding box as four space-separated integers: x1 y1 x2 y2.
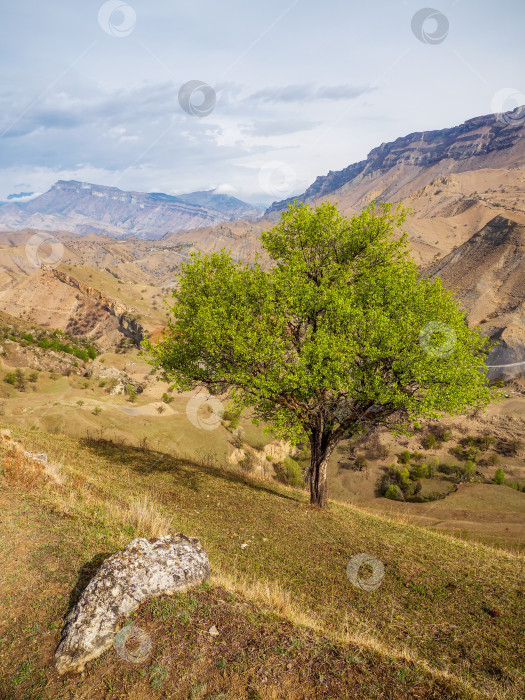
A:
423 434 437 450
487 453 500 466
459 460 476 481
410 463 429 479
479 435 496 451
92 406 102 416
274 456 304 487
410 451 423 463
465 446 481 462
494 468 505 485
4 372 16 385
28 371 38 383
385 484 402 500
439 429 452 443
162 392 173 404
398 449 411 464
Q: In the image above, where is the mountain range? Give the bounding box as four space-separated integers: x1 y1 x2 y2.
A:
0 180 263 239
0 109 525 376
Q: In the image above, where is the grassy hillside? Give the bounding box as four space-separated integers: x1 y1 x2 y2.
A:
1 427 524 699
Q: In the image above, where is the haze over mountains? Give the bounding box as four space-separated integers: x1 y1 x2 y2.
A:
0 180 263 239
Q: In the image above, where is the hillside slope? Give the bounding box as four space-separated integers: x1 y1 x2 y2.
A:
0 427 523 698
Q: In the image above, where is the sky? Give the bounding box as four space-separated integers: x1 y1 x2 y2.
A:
0 0 524 205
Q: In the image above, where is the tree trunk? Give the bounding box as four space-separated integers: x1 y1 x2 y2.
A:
309 432 334 508
309 453 330 507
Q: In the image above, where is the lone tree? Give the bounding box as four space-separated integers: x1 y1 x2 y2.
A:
146 202 493 508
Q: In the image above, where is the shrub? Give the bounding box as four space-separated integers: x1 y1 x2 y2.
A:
398 449 411 464
162 392 173 404
410 451 423 463
479 435 496 451
385 484 402 500
487 453 500 466
4 372 16 385
411 463 429 479
494 468 505 485
459 460 476 481
274 456 304 487
76 400 84 406
92 406 102 416
465 446 481 462
423 434 437 450
14 368 26 391
28 371 38 383
440 429 452 443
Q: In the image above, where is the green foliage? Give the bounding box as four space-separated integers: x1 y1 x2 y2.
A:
398 449 411 464
423 433 437 449
162 392 173 404
494 468 505 485
27 371 38 383
146 201 493 505
273 456 304 488
479 435 496 451
385 484 402 500
458 460 476 481
92 406 102 416
4 372 16 385
487 453 500 466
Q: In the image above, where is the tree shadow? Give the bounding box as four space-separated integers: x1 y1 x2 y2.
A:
78 434 303 504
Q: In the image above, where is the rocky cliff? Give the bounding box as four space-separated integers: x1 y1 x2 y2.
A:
44 267 145 346
266 111 525 214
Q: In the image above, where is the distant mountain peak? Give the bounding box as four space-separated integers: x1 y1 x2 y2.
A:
0 181 263 239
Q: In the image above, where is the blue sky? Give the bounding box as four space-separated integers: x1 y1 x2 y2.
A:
0 0 524 204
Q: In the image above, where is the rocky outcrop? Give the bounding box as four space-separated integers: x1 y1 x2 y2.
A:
267 112 525 213
55 534 210 675
44 267 144 346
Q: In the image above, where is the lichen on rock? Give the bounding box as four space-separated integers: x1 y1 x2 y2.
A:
54 534 210 674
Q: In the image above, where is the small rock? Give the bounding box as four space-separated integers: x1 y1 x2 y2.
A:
208 625 219 636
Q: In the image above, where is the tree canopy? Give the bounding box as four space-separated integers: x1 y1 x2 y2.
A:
146 202 493 507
